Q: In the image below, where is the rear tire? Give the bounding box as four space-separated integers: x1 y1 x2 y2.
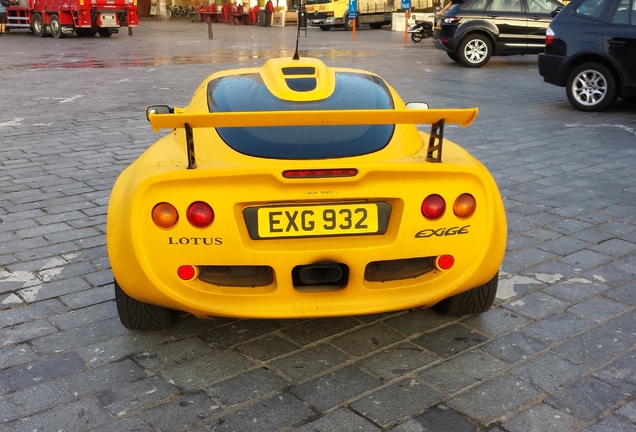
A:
114 279 177 330
320 25 332 30
566 62 617 112
411 32 424 43
98 28 113 37
458 34 491 68
76 28 97 36
434 272 499 315
50 14 62 38
32 13 46 38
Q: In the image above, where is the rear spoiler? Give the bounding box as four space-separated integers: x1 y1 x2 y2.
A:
145 107 479 169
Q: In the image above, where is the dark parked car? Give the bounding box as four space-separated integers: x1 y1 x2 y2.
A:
538 0 636 111
433 0 564 67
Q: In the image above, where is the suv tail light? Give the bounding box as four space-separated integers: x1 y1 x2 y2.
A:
443 17 461 24
545 27 555 45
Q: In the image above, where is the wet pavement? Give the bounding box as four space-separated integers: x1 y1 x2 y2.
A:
1 19 636 432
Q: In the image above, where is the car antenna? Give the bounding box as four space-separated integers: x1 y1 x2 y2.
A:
293 0 304 60
293 16 300 60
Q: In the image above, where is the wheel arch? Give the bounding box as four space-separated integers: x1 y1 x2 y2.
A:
457 28 497 53
562 52 625 98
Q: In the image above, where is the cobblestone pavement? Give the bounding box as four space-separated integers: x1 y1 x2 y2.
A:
1 19 636 432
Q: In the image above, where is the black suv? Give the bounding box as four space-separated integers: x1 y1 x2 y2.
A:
538 0 636 111
433 0 564 67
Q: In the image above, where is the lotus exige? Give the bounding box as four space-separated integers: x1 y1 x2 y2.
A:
106 56 507 330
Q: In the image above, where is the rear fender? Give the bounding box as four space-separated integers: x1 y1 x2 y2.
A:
455 22 498 44
564 52 628 96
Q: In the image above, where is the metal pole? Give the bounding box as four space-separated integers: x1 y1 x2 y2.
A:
403 9 408 45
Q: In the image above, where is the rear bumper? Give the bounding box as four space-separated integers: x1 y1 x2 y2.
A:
109 174 505 320
433 36 459 53
107 133 507 320
309 17 334 26
538 53 568 87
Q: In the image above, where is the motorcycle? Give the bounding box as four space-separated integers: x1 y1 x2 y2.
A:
407 16 434 43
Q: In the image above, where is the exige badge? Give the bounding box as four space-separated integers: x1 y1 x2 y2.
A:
415 225 470 238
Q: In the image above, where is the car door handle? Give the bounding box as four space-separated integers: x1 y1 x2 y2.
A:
529 15 541 20
608 40 625 47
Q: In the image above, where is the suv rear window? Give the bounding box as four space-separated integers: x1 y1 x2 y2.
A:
207 72 395 160
574 0 607 17
611 0 634 24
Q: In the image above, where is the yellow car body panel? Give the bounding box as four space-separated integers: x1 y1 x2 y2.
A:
107 57 506 320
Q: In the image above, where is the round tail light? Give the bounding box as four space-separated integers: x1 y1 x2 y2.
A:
152 203 178 228
453 193 476 218
187 201 214 228
422 194 446 220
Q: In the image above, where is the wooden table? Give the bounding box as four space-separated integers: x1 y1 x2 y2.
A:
199 11 221 22
229 12 248 24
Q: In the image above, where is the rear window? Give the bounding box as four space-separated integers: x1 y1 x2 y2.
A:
574 0 607 17
207 72 395 160
611 0 634 24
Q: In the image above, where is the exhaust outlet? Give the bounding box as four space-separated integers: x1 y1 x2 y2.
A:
293 263 349 290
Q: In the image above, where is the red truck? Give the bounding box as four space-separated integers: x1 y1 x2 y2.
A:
6 0 138 38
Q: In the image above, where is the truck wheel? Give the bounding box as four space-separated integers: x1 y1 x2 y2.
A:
433 272 499 316
320 25 332 31
458 34 492 68
76 28 96 37
50 14 63 38
566 62 617 112
114 279 177 330
98 28 113 37
32 14 46 38
343 14 356 31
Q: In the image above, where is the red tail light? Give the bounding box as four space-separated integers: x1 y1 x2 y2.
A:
283 169 358 178
152 203 178 228
422 194 446 220
187 201 214 228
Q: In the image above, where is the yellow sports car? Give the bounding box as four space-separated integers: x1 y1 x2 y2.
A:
107 56 506 330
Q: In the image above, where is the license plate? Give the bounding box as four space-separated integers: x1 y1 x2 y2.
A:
245 202 390 239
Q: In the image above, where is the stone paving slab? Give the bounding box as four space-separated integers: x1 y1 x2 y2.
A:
1 19 635 431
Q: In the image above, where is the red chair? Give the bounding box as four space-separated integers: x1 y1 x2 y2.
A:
221 2 231 23
248 5 258 25
233 4 244 24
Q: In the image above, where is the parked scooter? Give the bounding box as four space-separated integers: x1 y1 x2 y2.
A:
407 16 434 43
